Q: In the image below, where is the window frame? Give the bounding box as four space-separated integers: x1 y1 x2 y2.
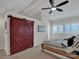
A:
52 23 79 34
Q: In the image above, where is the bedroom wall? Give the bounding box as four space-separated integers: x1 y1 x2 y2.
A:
34 17 50 46
0 17 5 49
4 12 50 55
51 16 79 40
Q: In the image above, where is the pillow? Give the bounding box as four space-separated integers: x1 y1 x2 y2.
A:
67 36 76 47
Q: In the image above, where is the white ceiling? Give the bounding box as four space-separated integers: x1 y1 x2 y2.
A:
0 0 79 21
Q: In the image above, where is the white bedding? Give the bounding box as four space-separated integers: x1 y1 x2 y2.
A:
44 39 67 48
44 39 79 53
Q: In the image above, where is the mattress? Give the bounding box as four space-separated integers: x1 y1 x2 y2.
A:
44 39 67 48
44 39 75 53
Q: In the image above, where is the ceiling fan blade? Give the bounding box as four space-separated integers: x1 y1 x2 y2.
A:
49 0 54 7
56 8 63 12
56 0 69 7
49 10 52 14
41 8 51 10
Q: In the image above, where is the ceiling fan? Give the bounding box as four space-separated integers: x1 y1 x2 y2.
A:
42 0 69 14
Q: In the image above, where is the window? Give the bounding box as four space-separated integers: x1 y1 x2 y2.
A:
64 24 70 32
52 25 63 33
52 25 58 33
71 23 79 32
58 25 63 33
52 23 79 33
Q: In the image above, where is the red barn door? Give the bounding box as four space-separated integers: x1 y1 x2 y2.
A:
10 16 34 54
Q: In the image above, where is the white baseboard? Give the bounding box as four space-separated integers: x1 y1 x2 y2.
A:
34 43 41 47
4 47 10 55
0 48 5 50
5 48 10 55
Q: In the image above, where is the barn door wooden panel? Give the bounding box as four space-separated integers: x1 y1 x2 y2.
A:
10 16 34 54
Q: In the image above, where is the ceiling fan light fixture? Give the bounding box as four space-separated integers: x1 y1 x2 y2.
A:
42 0 69 14
51 8 56 11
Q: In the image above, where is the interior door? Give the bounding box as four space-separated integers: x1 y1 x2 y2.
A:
10 16 34 55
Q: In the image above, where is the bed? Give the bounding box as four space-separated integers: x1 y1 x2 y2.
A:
41 39 79 59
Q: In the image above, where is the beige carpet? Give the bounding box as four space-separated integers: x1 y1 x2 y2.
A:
0 46 63 59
